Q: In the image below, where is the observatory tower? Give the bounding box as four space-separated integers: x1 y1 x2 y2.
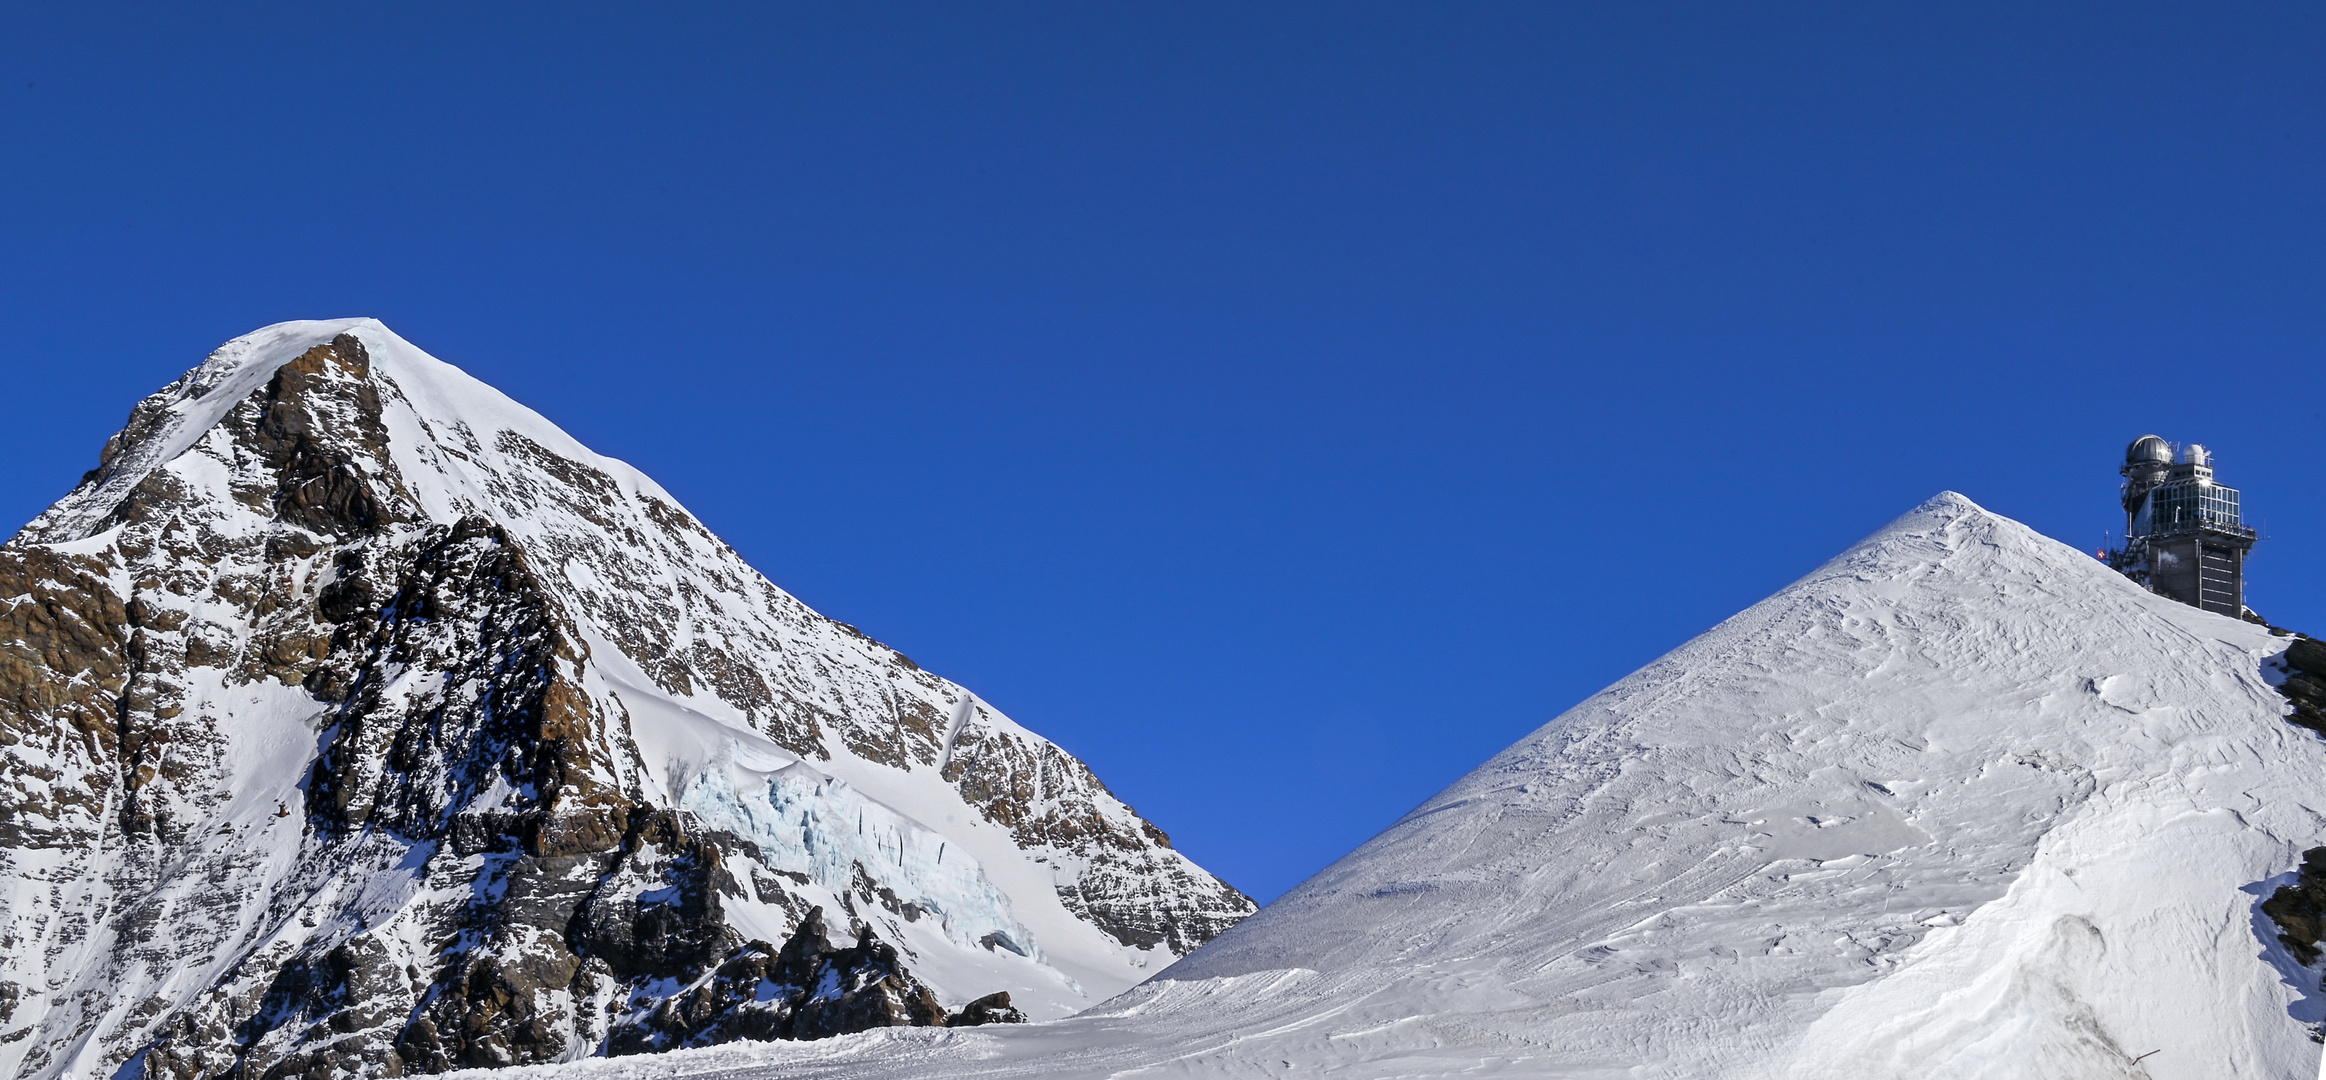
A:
2108 434 2257 617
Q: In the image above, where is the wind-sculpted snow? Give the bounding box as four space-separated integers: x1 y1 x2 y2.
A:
0 320 1251 1079
462 493 2326 1080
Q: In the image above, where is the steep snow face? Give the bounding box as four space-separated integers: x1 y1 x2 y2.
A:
0 321 1251 1079
485 493 2326 1080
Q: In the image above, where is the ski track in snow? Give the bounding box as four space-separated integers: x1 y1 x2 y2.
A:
452 493 2326 1079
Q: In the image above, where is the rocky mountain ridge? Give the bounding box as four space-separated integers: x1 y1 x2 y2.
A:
0 320 1253 1079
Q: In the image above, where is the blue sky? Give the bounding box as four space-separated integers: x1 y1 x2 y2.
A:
2 3 2320 902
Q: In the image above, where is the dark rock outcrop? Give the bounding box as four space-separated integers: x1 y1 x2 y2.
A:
2266 642 2326 978
942 719 1256 953
2265 847 2326 966
607 907 966 1055
949 992 1028 1027
2278 637 2326 735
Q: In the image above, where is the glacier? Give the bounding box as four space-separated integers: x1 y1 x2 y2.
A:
678 759 1040 961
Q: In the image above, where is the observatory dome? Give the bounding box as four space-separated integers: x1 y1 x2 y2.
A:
2126 434 2171 465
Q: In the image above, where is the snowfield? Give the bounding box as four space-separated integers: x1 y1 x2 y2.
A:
453 492 2326 1079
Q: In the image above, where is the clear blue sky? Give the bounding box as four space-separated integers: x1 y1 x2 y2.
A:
2 3 2320 902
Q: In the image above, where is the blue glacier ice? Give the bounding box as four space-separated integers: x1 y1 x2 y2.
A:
678 758 1040 960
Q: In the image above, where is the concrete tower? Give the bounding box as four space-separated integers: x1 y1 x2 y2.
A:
2108 434 2257 616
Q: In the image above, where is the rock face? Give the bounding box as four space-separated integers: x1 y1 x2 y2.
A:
947 992 1028 1027
2274 636 2326 735
2264 639 2326 986
606 907 951 1055
2263 847 2326 967
0 321 1254 1079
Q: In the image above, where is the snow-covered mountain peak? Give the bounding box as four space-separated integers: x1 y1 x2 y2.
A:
0 322 1253 1079
23 318 670 546
1156 491 2319 1076
1810 489 2039 574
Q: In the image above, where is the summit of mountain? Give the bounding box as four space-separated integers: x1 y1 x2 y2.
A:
0 319 1252 1079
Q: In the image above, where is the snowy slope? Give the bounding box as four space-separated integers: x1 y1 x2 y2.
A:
457 493 2326 1079
0 321 1251 1078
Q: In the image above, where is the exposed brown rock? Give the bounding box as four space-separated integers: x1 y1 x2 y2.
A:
2288 637 2326 680
949 991 1027 1027
0 547 129 849
2278 638 2326 736
945 713 1256 952
2266 847 2326 966
607 907 958 1055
